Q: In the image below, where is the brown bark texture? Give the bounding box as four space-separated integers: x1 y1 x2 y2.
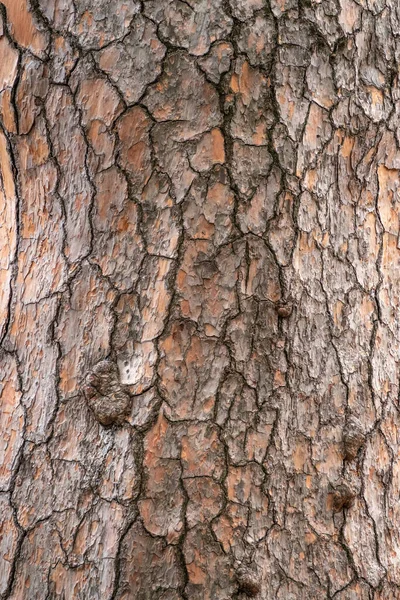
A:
1 0 400 598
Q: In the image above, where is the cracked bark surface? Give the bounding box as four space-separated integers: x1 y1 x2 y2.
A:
1 0 400 598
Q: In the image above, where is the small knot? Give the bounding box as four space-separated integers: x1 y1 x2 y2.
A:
343 417 365 460
83 359 131 426
331 483 355 513
236 568 260 597
276 302 293 318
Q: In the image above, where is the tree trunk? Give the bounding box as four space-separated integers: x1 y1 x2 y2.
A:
1 0 400 598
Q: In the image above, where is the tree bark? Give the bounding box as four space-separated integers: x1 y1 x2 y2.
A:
1 0 400 598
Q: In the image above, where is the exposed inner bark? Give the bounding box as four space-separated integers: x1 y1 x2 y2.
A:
1 0 400 599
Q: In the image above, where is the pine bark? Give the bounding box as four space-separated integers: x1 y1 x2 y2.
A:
1 0 400 598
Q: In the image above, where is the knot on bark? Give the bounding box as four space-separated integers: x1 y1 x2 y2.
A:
276 302 293 318
82 359 131 426
343 417 365 460
331 483 355 513
236 567 260 597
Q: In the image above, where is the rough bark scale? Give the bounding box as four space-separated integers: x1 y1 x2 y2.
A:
1 0 400 598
